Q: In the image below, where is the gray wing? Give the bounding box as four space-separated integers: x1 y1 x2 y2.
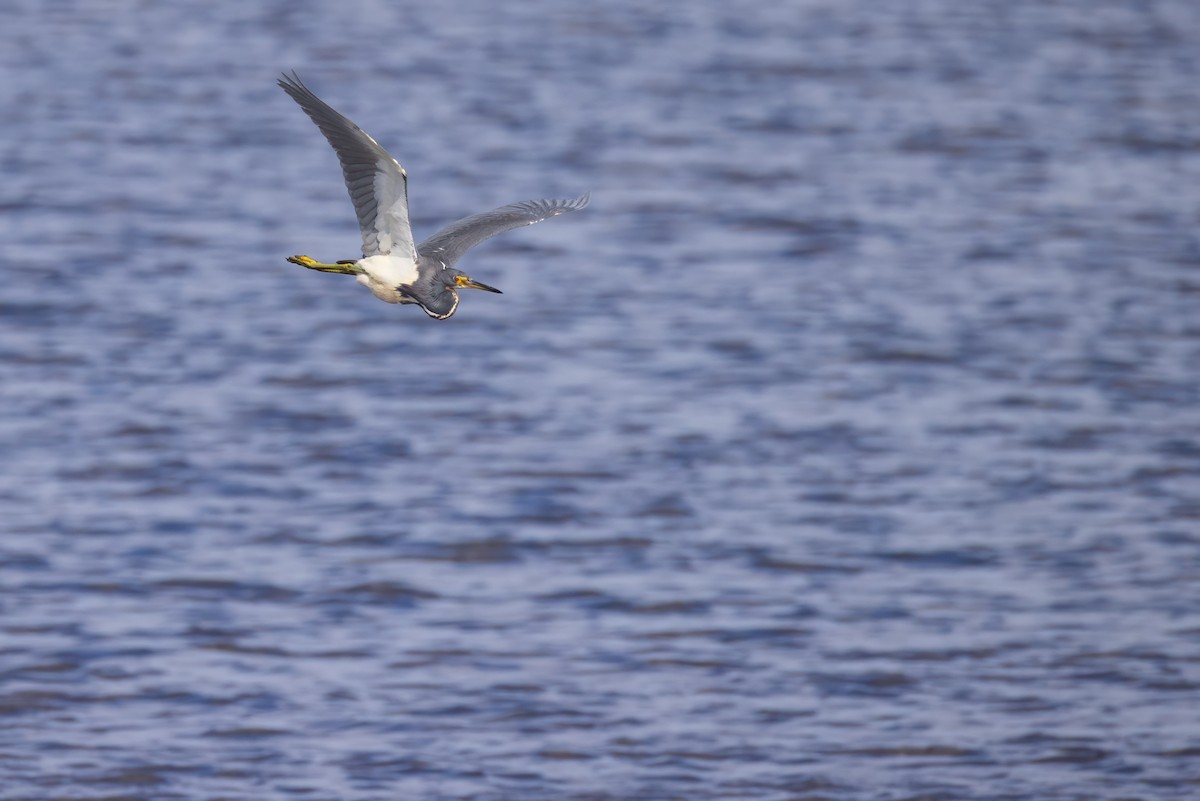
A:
417 193 590 266
278 72 416 261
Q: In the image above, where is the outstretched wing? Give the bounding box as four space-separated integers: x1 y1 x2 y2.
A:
278 72 416 261
417 193 590 267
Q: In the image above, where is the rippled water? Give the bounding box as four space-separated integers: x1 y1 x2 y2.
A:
3 0 1200 799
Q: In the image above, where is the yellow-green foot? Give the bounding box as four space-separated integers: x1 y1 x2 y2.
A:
286 255 358 274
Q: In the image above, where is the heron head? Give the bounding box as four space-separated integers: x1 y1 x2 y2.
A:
412 271 503 320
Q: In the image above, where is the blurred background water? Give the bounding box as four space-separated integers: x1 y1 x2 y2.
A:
2 0 1200 799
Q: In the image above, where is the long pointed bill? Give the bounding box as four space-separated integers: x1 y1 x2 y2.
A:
459 277 503 294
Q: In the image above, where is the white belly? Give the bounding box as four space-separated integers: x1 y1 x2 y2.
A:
355 254 419 304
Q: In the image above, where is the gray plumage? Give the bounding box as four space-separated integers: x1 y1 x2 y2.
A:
279 72 414 260
418 195 592 267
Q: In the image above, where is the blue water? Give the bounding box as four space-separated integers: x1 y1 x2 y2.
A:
2 1 1200 799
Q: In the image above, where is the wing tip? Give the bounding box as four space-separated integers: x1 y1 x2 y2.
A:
277 69 303 90
548 192 590 215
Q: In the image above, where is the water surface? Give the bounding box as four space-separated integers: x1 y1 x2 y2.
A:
2 1 1199 799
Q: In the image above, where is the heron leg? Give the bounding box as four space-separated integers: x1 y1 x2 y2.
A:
286 255 360 275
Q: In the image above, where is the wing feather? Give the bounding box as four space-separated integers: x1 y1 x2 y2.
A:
278 72 416 260
417 194 590 266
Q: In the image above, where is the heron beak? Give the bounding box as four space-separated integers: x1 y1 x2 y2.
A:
457 276 503 294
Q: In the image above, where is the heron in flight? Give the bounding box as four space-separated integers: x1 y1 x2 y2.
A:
278 72 589 319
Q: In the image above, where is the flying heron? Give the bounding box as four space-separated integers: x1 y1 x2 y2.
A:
278 72 589 319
